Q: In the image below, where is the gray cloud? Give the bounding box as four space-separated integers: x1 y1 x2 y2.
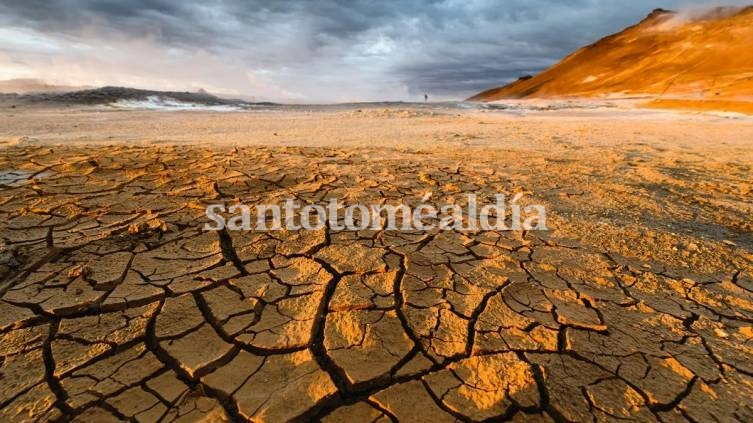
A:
0 0 749 101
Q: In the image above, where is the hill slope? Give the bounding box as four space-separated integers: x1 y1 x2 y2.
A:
469 7 753 105
18 86 245 105
0 86 283 110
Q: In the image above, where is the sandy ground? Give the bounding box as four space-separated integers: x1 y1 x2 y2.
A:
1 106 753 422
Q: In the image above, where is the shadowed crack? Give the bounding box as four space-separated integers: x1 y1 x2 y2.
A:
217 228 248 276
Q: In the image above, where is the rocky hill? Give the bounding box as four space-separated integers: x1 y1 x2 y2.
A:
469 6 753 110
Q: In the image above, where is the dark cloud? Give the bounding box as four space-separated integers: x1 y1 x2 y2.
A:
0 0 748 101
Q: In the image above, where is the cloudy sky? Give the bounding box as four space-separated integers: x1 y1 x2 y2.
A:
0 0 747 102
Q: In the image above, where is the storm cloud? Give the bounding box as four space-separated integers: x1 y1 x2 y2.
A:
0 0 748 102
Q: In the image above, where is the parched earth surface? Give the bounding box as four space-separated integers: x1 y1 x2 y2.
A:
1 108 753 422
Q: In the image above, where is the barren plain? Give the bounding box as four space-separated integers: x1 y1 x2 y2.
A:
1 106 753 422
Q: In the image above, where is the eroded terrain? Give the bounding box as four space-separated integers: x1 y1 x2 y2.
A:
1 108 753 422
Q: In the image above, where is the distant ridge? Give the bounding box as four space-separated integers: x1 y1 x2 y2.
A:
14 86 250 106
468 6 753 107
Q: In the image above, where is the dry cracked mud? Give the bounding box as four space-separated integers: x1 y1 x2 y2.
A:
1 108 753 422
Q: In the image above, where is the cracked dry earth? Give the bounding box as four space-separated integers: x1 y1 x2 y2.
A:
1 109 753 422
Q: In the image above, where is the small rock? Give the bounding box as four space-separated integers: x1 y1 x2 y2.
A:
129 222 148 235
0 245 19 267
67 265 91 279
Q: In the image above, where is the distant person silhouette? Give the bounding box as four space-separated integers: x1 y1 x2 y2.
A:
424 93 428 102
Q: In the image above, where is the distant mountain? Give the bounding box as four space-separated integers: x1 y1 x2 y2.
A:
0 86 287 110
468 6 753 105
16 86 249 105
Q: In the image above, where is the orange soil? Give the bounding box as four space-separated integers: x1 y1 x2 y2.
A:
469 6 753 113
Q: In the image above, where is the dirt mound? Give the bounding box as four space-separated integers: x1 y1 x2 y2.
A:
469 6 753 103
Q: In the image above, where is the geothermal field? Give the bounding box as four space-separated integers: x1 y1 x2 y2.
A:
1 104 752 422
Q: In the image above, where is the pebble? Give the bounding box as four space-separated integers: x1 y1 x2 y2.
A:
714 328 730 339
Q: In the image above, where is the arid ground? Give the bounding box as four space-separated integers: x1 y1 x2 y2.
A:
1 106 753 422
